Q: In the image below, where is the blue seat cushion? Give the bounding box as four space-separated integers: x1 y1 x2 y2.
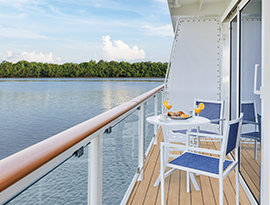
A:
169 152 232 174
242 131 260 141
173 128 219 135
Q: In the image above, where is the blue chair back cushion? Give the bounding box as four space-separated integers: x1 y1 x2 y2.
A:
241 102 255 123
226 121 239 155
258 113 261 134
170 152 232 174
196 101 221 124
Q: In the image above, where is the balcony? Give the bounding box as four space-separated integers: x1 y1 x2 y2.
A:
0 85 254 204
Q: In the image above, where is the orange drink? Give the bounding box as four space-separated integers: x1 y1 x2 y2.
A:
163 100 172 110
194 108 202 115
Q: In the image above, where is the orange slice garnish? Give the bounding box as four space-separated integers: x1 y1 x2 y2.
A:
164 100 168 106
198 103 205 110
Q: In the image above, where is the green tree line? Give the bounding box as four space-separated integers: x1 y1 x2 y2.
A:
0 60 168 78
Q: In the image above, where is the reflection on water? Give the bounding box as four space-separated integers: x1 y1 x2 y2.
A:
0 78 163 160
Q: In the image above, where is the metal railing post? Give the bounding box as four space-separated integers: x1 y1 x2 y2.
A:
88 133 103 205
154 94 158 145
138 104 145 181
162 89 166 114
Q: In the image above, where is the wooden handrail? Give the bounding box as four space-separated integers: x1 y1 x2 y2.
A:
0 84 164 193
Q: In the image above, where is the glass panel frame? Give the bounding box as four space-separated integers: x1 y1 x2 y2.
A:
6 145 89 205
102 109 139 205
229 0 262 203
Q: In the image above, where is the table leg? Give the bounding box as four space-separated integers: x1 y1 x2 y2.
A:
190 173 200 191
187 171 190 192
154 168 177 187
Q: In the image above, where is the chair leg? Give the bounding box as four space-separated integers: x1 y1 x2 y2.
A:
160 145 165 205
236 166 239 205
187 171 190 193
254 140 257 160
219 177 223 205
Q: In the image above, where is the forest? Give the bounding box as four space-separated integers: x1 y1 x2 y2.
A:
0 60 168 78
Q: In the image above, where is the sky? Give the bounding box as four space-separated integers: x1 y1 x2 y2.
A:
0 0 174 64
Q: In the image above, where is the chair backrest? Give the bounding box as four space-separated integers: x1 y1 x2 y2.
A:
224 113 243 156
194 99 225 125
241 101 257 124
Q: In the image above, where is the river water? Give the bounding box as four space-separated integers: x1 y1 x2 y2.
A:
0 78 163 204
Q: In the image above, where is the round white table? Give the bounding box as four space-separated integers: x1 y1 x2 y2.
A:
147 114 210 190
147 115 210 128
147 115 210 149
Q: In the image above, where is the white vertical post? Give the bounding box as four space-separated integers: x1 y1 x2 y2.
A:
236 6 241 118
261 0 270 204
88 133 103 205
138 104 145 181
162 90 165 114
160 143 165 205
154 94 158 145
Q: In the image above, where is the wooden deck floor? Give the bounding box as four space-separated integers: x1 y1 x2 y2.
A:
127 128 251 205
240 143 260 200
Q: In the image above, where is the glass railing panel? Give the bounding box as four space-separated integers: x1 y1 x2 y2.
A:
102 109 139 205
157 91 163 115
6 145 89 205
144 91 163 154
144 96 155 154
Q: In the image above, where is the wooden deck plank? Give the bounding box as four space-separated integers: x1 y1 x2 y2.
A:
190 174 204 204
127 128 252 205
179 170 191 205
199 141 218 205
227 169 251 205
242 143 261 167
127 128 162 205
167 150 180 205
200 175 216 205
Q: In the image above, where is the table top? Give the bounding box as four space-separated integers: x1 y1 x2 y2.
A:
147 115 210 127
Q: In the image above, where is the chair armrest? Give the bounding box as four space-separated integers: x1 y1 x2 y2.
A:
170 130 186 135
160 142 221 156
186 131 223 139
210 118 226 123
243 120 258 125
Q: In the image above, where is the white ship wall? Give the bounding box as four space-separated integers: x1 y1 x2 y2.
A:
166 17 221 112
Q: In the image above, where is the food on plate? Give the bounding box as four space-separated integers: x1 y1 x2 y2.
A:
167 111 190 118
175 111 184 116
180 114 190 118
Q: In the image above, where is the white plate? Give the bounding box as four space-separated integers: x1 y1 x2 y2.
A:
169 115 192 120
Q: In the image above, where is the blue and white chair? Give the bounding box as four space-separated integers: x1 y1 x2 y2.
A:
241 101 261 160
160 113 243 205
172 99 225 147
